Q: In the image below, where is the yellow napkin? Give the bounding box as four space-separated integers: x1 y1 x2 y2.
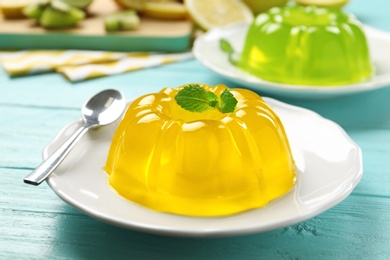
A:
0 50 193 81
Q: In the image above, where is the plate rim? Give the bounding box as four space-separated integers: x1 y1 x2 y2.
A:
45 97 363 237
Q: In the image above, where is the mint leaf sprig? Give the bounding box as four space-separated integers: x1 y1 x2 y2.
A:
219 39 239 66
175 84 237 113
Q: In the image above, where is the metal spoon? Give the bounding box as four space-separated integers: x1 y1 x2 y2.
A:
24 89 126 186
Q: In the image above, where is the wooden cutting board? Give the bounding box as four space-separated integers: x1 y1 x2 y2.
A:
0 0 193 52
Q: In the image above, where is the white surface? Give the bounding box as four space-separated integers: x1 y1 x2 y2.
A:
46 98 362 237
193 23 390 98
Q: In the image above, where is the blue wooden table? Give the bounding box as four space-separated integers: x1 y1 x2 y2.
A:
1 1 390 258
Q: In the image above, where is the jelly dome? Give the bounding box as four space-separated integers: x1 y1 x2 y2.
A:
105 84 296 216
238 5 373 86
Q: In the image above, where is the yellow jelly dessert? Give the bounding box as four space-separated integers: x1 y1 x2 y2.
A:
105 84 296 216
238 5 373 86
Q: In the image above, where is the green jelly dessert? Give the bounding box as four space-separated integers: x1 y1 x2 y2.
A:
238 5 373 86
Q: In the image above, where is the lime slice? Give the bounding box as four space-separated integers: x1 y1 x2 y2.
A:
184 0 254 31
294 0 349 8
143 2 187 20
113 0 144 10
113 0 172 11
0 0 34 19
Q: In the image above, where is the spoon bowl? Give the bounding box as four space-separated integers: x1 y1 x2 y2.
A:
24 89 126 186
82 89 126 127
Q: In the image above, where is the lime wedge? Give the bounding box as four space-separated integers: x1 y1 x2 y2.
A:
0 0 34 19
113 0 175 11
143 2 187 20
184 0 254 31
113 0 144 10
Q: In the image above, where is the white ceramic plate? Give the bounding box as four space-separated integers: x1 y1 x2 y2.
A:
193 23 390 99
46 98 362 237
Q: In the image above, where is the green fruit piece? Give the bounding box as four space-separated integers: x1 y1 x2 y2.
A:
59 0 93 9
105 16 120 31
39 1 85 28
105 11 140 31
23 0 49 19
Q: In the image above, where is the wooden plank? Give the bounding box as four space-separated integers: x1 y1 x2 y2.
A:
3 58 390 131
1 168 389 259
276 87 390 130
348 129 390 197
1 1 390 254
0 104 79 167
346 0 390 32
0 60 219 109
1 80 390 197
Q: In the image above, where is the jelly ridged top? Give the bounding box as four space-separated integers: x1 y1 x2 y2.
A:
238 5 373 86
105 84 296 216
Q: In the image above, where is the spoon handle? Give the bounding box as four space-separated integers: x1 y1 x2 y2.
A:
24 124 90 186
